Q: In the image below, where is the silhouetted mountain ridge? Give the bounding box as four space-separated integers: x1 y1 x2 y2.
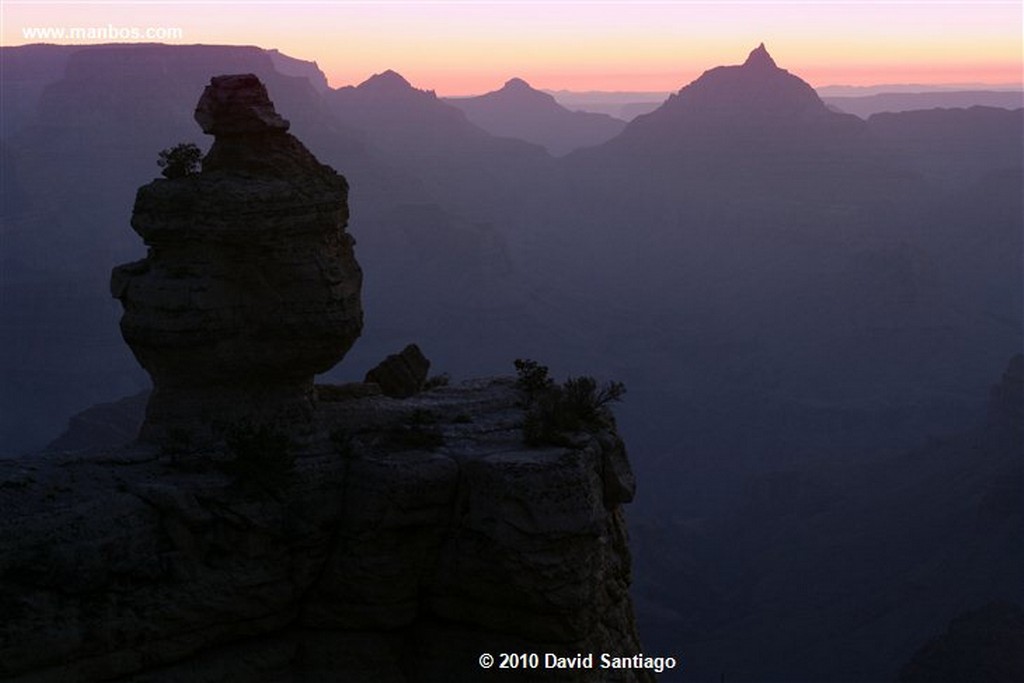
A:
332 70 468 125
325 68 552 219
446 77 625 155
353 69 415 95
827 90 1024 119
612 42 857 151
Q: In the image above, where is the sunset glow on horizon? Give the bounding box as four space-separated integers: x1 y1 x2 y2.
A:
3 1 1021 95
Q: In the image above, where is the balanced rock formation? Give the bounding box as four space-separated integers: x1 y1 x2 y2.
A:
111 74 362 441
0 378 650 682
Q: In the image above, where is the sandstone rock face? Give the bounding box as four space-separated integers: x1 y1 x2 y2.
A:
194 73 290 135
0 379 650 682
111 74 362 441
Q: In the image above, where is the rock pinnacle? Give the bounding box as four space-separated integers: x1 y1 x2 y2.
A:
743 42 778 69
112 74 363 443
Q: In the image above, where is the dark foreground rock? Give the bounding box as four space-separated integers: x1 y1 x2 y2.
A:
0 378 650 682
18 71 651 682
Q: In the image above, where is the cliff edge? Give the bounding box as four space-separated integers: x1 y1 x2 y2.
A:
0 379 648 682
0 75 651 682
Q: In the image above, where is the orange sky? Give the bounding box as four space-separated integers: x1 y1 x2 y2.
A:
3 1 1021 95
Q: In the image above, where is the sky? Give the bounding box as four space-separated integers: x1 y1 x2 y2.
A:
2 1 1022 95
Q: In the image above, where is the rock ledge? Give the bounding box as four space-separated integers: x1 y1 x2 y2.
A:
0 379 647 682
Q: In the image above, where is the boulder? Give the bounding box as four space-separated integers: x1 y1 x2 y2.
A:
364 344 431 398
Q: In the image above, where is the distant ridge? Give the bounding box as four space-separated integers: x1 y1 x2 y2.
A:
818 83 1024 96
356 69 414 94
327 68 478 144
323 66 549 208
446 77 626 155
825 90 1024 119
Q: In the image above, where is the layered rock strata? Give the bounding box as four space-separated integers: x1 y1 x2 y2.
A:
0 379 649 682
111 74 363 441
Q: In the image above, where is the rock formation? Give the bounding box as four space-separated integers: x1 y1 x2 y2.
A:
111 74 363 442
0 379 649 682
364 343 431 398
2 73 652 682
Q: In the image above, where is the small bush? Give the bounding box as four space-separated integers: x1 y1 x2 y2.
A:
514 359 625 447
157 142 202 179
561 376 626 425
514 358 554 400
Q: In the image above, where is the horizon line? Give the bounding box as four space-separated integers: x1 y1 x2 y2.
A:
2 40 1021 97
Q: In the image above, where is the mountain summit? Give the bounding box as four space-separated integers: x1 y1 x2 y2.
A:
355 69 414 95
446 77 625 155
743 42 777 69
502 77 532 91
592 43 862 155
666 42 827 120
327 68 480 146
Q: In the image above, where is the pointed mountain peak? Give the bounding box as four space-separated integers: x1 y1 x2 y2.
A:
743 43 777 69
502 77 532 91
358 69 413 92
632 42 832 134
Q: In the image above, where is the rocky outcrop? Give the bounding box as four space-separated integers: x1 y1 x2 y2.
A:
365 343 431 398
111 74 363 442
5 71 652 683
0 379 649 682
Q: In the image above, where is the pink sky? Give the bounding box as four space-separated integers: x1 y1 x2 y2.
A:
3 1 1021 95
